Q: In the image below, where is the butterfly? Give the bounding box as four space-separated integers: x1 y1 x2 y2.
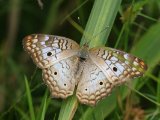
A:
23 34 147 106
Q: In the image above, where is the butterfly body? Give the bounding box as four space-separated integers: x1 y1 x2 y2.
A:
23 34 147 106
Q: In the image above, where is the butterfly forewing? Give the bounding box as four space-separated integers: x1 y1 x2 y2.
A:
23 34 80 68
89 47 147 85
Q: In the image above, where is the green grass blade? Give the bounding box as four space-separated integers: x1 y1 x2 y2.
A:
131 22 160 70
138 13 159 22
14 106 29 120
43 0 64 33
58 95 78 120
114 24 125 48
60 0 89 24
80 0 122 47
36 91 48 120
24 76 36 120
158 73 160 110
67 17 84 35
127 85 160 106
40 95 47 120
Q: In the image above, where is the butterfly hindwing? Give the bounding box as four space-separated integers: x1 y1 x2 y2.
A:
76 58 113 106
43 56 79 98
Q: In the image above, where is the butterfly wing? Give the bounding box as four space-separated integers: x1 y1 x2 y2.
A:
76 58 113 106
23 34 80 98
43 56 79 98
89 47 147 84
23 34 80 68
76 47 147 106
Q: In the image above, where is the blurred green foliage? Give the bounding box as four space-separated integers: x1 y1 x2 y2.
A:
0 0 160 120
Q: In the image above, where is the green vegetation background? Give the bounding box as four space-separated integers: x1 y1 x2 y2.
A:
0 0 160 120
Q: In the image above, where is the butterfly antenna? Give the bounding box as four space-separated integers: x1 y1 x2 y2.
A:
82 25 110 47
81 31 92 47
37 0 43 9
93 25 110 38
77 16 91 46
77 16 84 28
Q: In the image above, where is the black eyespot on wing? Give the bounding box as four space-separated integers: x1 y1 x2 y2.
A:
64 83 66 86
54 72 57 75
99 82 103 85
47 52 52 56
113 67 117 72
